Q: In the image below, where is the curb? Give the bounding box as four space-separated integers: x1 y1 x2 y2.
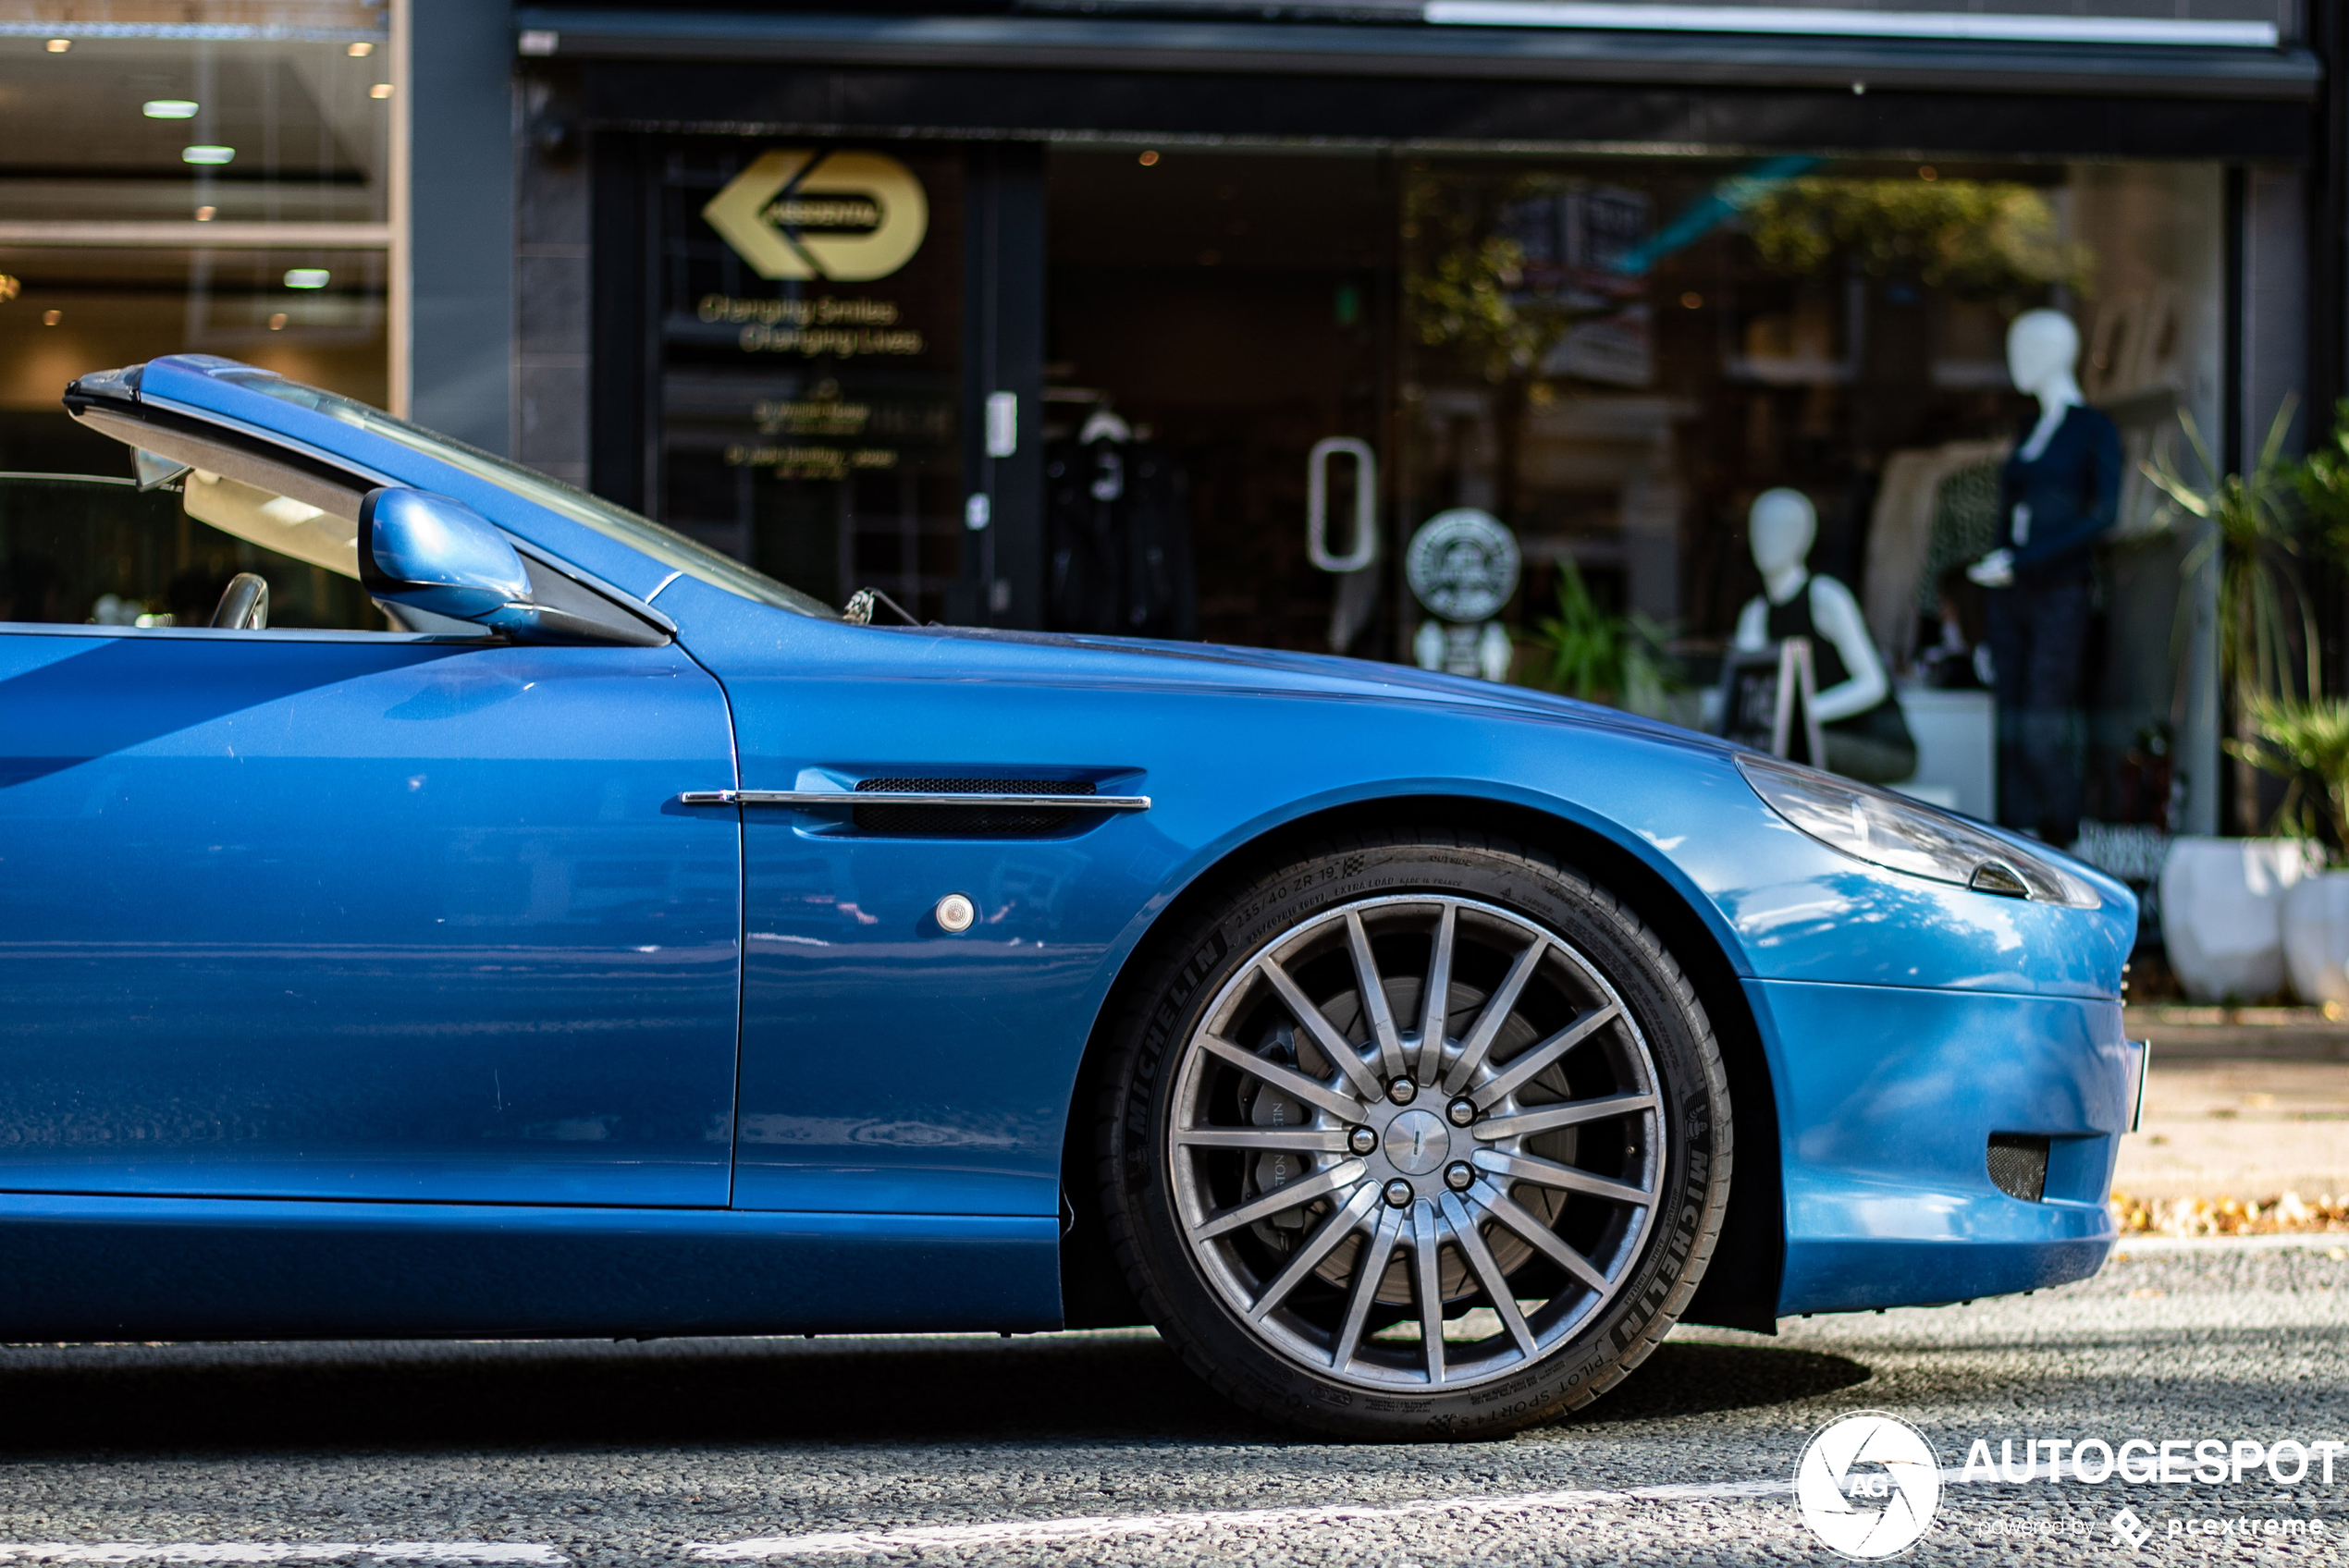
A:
2109 1233 2349 1255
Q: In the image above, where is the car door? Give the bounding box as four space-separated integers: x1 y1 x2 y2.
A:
678 606 1174 1224
0 466 743 1207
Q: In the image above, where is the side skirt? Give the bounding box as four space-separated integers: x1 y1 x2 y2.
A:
0 1194 1061 1341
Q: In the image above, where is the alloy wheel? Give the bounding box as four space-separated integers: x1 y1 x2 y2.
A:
1166 893 1666 1391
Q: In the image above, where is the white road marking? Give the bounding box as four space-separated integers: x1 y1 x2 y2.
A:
0 1548 561 1565
688 1476 1803 1559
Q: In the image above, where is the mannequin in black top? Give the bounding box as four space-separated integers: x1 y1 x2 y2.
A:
1966 309 2121 846
1732 488 1915 783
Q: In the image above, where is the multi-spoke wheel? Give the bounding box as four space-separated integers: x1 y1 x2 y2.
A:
1099 833 1729 1439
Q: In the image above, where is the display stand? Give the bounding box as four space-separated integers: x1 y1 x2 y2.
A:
1718 636 1826 767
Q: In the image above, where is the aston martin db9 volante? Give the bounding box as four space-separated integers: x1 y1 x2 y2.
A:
0 355 2143 1438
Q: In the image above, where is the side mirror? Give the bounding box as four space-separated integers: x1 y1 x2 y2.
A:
357 486 672 647
358 487 535 631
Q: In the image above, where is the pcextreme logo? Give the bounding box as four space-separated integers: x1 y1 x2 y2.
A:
702 150 929 282
1796 1412 1943 1559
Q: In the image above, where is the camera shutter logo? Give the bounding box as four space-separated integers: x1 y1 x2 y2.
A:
1795 1412 1942 1558
703 150 929 282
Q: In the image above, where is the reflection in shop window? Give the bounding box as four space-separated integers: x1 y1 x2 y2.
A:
0 14 393 489
656 144 964 619
1400 156 2219 832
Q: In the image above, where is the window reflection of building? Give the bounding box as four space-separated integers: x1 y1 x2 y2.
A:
1396 156 2220 831
0 3 395 630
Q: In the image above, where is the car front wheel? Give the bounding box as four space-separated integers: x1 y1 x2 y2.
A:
1097 830 1731 1439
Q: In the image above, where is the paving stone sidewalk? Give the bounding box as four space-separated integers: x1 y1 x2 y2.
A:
2115 1007 2349 1204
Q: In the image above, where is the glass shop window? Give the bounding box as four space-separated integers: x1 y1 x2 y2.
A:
1396 155 2222 827
0 19 394 485
651 141 965 619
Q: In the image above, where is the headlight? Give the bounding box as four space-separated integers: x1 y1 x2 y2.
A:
1735 753 2099 908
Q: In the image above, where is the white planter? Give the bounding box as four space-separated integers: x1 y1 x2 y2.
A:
2158 838 2324 1002
2282 872 2349 1006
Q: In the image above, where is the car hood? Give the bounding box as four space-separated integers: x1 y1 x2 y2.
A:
904 622 1736 755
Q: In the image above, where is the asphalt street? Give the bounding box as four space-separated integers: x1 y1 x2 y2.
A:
0 1244 2339 1566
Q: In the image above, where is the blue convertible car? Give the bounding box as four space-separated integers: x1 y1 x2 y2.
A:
0 355 2143 1437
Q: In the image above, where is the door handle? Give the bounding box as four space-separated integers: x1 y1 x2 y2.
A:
680 789 1151 811
1306 437 1377 572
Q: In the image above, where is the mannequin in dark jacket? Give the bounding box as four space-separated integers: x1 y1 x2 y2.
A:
1967 309 2121 846
1043 407 1198 640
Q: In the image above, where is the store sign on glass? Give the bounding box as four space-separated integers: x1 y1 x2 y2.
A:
659 144 962 617
703 150 930 284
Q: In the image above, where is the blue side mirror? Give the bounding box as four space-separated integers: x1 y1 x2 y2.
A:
358 488 533 627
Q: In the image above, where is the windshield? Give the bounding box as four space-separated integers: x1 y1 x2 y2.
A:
210 369 835 618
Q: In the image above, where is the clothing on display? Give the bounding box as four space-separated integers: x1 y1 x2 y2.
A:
1997 405 2122 585
1764 582 1918 784
1042 424 1199 640
1988 576 2093 844
1916 460 2002 622
1858 438 2010 668
1983 401 2120 844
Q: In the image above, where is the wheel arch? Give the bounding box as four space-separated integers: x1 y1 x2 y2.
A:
1057 792 1785 1336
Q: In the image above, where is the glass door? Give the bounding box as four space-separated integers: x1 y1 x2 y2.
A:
1044 147 1394 655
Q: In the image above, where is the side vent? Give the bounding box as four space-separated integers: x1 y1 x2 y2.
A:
1986 1133 2050 1202
854 778 1096 837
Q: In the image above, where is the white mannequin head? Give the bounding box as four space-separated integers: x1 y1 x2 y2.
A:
2006 309 2081 398
1748 487 1816 581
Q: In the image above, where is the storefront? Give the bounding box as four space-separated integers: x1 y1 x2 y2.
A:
0 3 2331 848
500 2 2330 842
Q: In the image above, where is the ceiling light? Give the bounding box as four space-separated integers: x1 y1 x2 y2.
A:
44 38 68 53
0 276 18 302
283 268 330 289
143 99 199 119
268 312 289 331
368 82 393 99
348 41 374 57
42 310 62 325
182 145 235 165
194 205 216 221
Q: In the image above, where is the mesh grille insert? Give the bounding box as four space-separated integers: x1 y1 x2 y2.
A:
1986 1133 2050 1203
854 777 1096 838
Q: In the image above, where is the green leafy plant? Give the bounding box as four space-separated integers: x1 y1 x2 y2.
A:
1529 557 1677 715
1743 178 2092 296
2146 398 2319 834
2290 396 2349 559
2146 398 2319 709
2231 694 2349 858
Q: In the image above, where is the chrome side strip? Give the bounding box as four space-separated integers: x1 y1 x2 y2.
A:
679 789 1150 811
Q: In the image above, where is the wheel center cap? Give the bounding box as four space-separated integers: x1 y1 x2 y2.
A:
1381 1108 1450 1176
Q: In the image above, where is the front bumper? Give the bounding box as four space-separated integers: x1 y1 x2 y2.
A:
1749 979 2134 1317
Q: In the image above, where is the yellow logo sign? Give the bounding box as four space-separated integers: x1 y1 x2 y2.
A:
702 150 929 283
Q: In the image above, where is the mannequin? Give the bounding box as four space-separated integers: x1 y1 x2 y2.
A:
1042 402 1198 638
1732 488 1915 783
1965 309 2121 845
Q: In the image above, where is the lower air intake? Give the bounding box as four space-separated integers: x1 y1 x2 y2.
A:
1986 1133 2050 1202
854 778 1095 837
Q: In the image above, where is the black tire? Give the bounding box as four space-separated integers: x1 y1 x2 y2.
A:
1096 828 1731 1439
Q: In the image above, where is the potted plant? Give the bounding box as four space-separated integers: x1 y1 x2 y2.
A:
2143 400 2325 1000
1527 557 1679 718
2232 695 2349 1004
